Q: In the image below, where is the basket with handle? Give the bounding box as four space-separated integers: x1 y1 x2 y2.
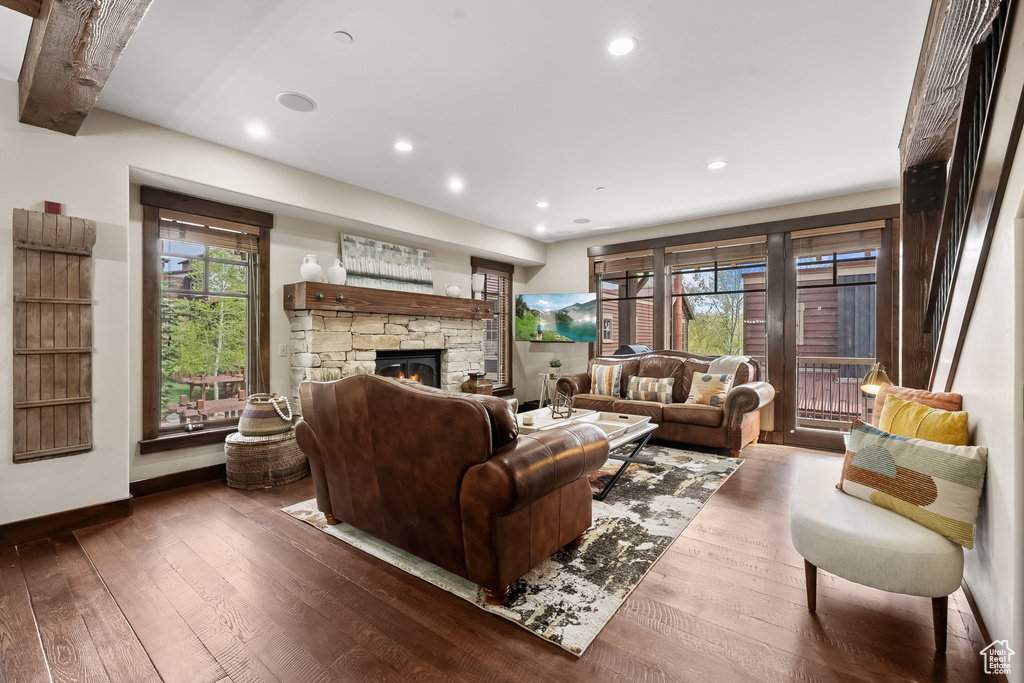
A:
237 393 293 437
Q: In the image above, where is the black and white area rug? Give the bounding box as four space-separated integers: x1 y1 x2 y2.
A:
282 445 741 656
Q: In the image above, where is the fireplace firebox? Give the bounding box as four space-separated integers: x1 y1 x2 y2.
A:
374 349 442 388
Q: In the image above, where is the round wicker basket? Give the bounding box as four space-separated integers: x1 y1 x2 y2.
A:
224 430 309 490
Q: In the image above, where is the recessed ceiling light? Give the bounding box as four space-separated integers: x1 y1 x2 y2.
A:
573 218 591 224
394 141 413 152
536 201 549 208
276 92 317 112
537 225 546 233
334 31 354 44
707 160 727 170
608 37 637 56
596 186 607 191
449 177 465 193
247 123 267 137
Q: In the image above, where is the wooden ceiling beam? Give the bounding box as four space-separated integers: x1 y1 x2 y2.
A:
900 0 1001 170
0 0 41 17
18 0 154 136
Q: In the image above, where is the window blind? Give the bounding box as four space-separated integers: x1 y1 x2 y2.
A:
666 240 767 269
472 257 513 389
159 218 259 253
593 252 654 275
792 229 882 259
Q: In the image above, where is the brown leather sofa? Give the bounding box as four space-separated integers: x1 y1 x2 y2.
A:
294 374 609 605
556 350 775 455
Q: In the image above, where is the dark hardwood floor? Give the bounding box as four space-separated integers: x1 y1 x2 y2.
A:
0 445 998 682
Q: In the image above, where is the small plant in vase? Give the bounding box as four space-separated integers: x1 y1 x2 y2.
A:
548 358 562 378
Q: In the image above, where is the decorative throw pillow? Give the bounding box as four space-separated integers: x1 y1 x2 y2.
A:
871 383 962 427
879 395 969 446
591 363 623 397
626 375 674 403
685 373 733 407
838 420 987 548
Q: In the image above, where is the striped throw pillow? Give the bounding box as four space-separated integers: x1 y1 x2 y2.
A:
838 420 988 548
685 373 733 407
590 363 622 397
626 376 674 403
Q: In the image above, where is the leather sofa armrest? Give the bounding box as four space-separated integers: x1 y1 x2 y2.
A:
461 423 608 516
295 419 334 521
556 372 590 396
723 381 776 416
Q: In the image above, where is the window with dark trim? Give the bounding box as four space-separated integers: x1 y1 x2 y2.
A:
140 187 272 453
471 256 514 394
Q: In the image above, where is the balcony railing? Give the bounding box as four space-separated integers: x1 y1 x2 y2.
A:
796 356 875 431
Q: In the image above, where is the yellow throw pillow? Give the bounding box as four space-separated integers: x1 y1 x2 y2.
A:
878 395 969 446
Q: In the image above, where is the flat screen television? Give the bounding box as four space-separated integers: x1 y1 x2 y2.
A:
515 293 597 342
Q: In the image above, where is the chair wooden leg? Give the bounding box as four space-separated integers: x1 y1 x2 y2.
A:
932 596 948 652
483 585 511 605
569 533 585 547
323 513 339 525
804 560 817 612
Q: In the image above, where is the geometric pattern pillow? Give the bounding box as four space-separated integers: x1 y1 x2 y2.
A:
838 420 988 548
591 363 623 397
685 373 733 407
626 375 674 403
878 395 969 446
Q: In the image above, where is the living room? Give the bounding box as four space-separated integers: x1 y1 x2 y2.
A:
1 1 1022 681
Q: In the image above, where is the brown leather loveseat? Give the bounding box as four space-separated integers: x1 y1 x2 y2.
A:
295 374 609 605
557 350 775 455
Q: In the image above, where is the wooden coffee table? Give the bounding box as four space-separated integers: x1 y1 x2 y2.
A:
516 409 659 500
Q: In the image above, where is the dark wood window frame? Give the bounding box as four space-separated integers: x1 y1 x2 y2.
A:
588 205 899 450
471 256 514 396
139 187 272 454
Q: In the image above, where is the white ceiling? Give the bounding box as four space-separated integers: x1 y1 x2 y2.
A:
2 1 929 242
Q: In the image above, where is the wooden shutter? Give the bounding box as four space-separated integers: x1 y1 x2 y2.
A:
12 209 96 462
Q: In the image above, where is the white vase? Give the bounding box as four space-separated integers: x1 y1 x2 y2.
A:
326 259 347 285
300 254 322 281
471 272 485 299
445 283 462 297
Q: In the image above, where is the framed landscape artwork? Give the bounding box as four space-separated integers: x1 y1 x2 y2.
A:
515 292 597 342
340 234 433 293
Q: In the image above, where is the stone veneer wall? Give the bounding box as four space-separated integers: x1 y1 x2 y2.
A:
286 309 485 404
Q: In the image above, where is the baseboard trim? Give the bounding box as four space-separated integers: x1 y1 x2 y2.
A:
961 579 1009 683
130 463 226 498
0 498 133 548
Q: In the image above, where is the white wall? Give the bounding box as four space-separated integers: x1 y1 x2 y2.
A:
0 76 547 521
946 135 1024 673
510 188 899 402
0 94 132 523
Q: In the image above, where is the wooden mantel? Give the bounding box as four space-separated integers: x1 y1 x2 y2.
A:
283 282 494 320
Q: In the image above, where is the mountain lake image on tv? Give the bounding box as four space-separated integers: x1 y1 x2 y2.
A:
515 293 597 342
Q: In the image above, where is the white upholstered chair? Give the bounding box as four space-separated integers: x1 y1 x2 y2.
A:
789 459 964 652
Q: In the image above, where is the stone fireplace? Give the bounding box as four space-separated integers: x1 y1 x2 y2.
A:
286 309 487 403
374 349 443 387
284 282 493 407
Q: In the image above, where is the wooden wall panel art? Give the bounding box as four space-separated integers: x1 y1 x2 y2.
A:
12 209 96 463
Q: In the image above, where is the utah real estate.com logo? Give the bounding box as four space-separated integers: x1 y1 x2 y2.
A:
980 640 1014 676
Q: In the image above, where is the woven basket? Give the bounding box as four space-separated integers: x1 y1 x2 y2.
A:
237 393 293 437
224 430 309 490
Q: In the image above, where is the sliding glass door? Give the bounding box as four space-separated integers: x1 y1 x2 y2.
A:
783 225 893 450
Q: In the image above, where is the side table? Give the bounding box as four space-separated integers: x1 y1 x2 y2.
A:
538 372 561 407
225 430 309 490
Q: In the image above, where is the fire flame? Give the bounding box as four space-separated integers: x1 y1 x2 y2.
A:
398 370 421 383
